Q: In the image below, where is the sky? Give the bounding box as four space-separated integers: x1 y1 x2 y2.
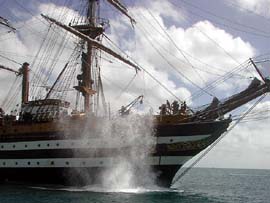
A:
0 0 270 169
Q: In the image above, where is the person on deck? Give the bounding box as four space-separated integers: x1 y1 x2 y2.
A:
180 101 187 115
183 101 187 111
172 101 179 115
159 104 166 116
0 108 4 118
166 100 171 114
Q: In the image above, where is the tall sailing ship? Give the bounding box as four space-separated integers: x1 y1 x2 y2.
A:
0 0 269 187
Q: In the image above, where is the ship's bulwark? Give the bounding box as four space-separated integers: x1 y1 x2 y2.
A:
0 119 230 187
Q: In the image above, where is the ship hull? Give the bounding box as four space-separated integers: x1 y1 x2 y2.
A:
0 165 181 187
0 119 231 187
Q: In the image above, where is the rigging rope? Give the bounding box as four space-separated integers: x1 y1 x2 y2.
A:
115 73 137 99
130 6 248 80
1 76 19 108
137 9 251 82
0 54 22 66
176 0 270 38
132 7 254 103
143 6 208 87
171 94 267 186
135 21 215 98
102 34 186 105
168 1 250 67
226 0 270 25
50 45 80 100
188 60 252 101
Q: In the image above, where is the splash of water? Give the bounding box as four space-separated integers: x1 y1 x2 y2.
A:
74 113 157 189
61 112 157 188
99 114 156 190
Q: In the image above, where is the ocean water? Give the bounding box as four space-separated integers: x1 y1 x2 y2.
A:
0 168 270 203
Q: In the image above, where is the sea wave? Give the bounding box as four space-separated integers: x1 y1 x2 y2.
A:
229 173 270 177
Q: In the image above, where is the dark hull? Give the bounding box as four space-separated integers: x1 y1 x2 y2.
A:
0 119 231 187
0 165 181 188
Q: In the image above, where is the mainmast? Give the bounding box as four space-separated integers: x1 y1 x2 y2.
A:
72 0 100 113
83 0 97 113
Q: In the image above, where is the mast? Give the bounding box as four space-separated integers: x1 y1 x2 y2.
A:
0 62 29 104
21 62 30 104
83 0 97 113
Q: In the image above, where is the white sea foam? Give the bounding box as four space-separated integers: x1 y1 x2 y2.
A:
30 185 184 194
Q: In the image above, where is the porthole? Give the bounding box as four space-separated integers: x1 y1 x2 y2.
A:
82 161 86 165
50 161 54 165
15 162 18 165
13 145 15 148
47 144 50 147
25 144 28 148
1 145 3 149
2 162 6 166
36 162 40 165
38 144 41 147
28 162 31 165
170 139 173 142
56 143 59 147
65 161 69 165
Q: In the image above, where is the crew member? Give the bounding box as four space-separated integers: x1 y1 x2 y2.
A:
159 104 166 116
0 108 4 118
180 101 187 115
166 100 171 114
172 101 179 115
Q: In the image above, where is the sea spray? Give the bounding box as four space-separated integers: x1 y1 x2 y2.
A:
98 114 157 189
64 113 157 188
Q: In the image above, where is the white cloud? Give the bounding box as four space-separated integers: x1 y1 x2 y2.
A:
231 0 270 17
178 20 255 86
149 1 186 23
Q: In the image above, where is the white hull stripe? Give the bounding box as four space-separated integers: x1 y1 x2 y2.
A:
0 156 193 168
0 135 210 151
